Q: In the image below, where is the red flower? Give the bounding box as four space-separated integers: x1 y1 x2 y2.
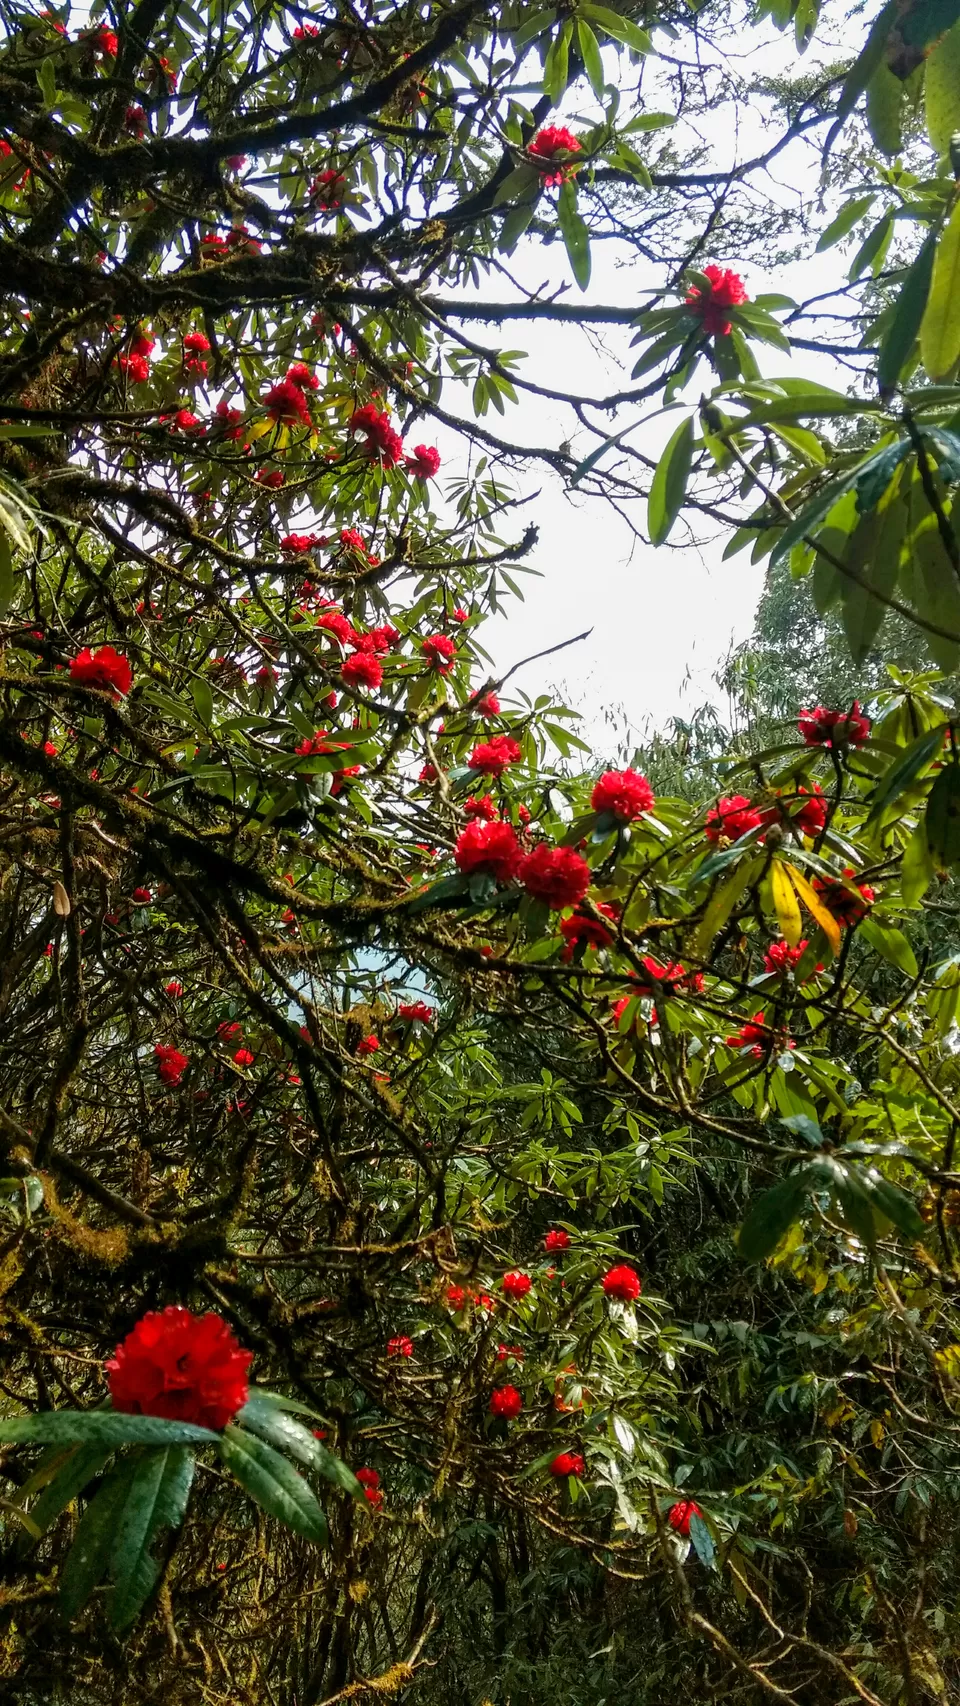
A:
519 843 591 910
453 607 468 623
528 125 582 186
813 867 875 926
70 645 133 697
349 403 404 467
218 1021 242 1041
798 702 871 749
339 527 369 556
387 1335 414 1358
602 1264 641 1303
545 1228 570 1252
183 332 210 355
281 532 323 554
455 820 523 883
779 783 828 838
165 979 183 997
310 168 346 209
685 264 749 336
364 1487 384 1508
725 1010 794 1058
501 1271 532 1299
497 1343 524 1362
355 1467 380 1487
446 1284 466 1309
704 794 764 843
131 887 152 904
763 939 808 976
286 360 319 392
88 25 119 56
255 470 285 488
591 768 655 821
419 763 439 785
124 104 147 136
367 623 401 653
293 21 320 39
559 901 618 958
233 1047 255 1067
117 352 150 383
356 1034 380 1057
405 444 441 479
341 652 383 692
397 1001 434 1023
317 609 357 647
468 735 521 776
154 1044 188 1086
465 793 498 821
475 692 501 718
667 1499 703 1536
550 1451 585 1478
489 1384 523 1419
264 377 312 428
421 633 456 672
214 398 246 439
106 1307 252 1431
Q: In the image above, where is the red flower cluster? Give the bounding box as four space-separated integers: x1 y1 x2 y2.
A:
602 1264 641 1302
164 407 204 435
725 1010 794 1058
218 1020 242 1041
107 1307 252 1431
286 361 318 392
124 104 147 137
455 820 522 883
705 794 763 843
387 1335 414 1357
341 651 383 692
465 793 497 821
349 402 404 467
773 783 827 838
264 376 312 428
117 327 155 385
293 22 320 39
813 867 875 925
502 1271 532 1299
469 735 521 776
255 469 285 488
475 691 501 718
519 843 591 910
763 938 808 976
356 1034 380 1057
490 1384 523 1419
154 1043 188 1086
560 901 618 958
87 25 119 56
591 768 655 822
183 330 210 374
214 398 245 439
356 1467 383 1508
528 125 582 186
311 168 346 209
667 1499 703 1536
70 645 132 697
799 702 871 749
421 633 456 672
550 1451 585 1478
233 1047 255 1067
545 1228 570 1252
405 444 441 479
165 979 183 997
685 264 748 336
281 532 324 554
131 887 152 905
397 1001 434 1023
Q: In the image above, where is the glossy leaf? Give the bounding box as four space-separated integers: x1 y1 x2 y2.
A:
921 200 960 380
647 415 694 545
0 1412 219 1448
219 1426 329 1543
108 1446 195 1630
556 180 591 290
738 1170 813 1261
925 763 960 864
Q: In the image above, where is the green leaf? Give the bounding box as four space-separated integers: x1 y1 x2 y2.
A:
832 1166 881 1243
688 1511 717 1569
577 18 605 96
925 763 960 864
191 676 214 727
926 21 960 151
921 200 960 380
865 1175 927 1241
838 485 906 662
556 180 591 289
219 1425 329 1543
647 415 694 545
913 517 960 671
0 533 13 617
865 724 945 823
815 194 876 252
579 3 652 54
831 0 899 128
848 210 893 282
236 1396 363 1496
738 1170 813 1261
22 1443 113 1538
859 915 919 978
866 60 903 156
902 816 936 904
37 55 57 111
59 1455 140 1623
878 230 938 396
108 1446 195 1631
543 20 571 101
900 0 960 53
0 1411 219 1448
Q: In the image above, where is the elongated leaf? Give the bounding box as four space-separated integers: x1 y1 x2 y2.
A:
219 1426 329 1543
925 763 960 864
913 516 960 671
865 1175 926 1241
815 194 877 253
902 817 936 904
786 864 842 955
878 231 938 396
832 1167 881 1243
865 60 903 155
556 180 590 289
0 533 13 617
738 1170 813 1261
579 3 652 54
926 21 960 151
0 1411 218 1448
866 724 945 822
771 861 803 946
236 1399 363 1496
859 915 919 978
59 1455 141 1622
109 1446 195 1630
22 1443 113 1538
839 485 906 662
695 856 763 955
647 415 694 545
577 18 605 97
831 0 898 129
848 210 893 282
688 1511 717 1569
921 200 960 380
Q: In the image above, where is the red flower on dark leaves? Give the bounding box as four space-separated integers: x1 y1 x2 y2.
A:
770 783 828 838
685 264 748 336
341 652 383 692
106 1307 252 1431
218 1021 242 1041
311 168 346 209
70 645 132 697
705 794 764 843
233 1047 255 1067
602 1264 641 1302
214 398 245 439
813 868 875 925
387 1335 414 1357
132 887 152 905
154 1043 188 1085
550 1451 585 1478
591 768 655 821
165 979 183 997
317 609 357 647
446 1284 466 1309
763 938 809 976
465 794 498 821
490 1384 523 1419
560 902 618 959
356 1467 380 1487
286 361 318 392
502 1271 531 1299
468 736 521 776
528 125 582 186
255 469 285 489
798 702 871 749
349 403 404 467
455 820 523 883
475 692 501 718
397 1001 434 1023
421 634 456 672
725 1010 794 1058
356 1034 380 1057
405 444 441 479
264 377 312 428
519 844 591 910
667 1499 703 1536
545 1228 570 1252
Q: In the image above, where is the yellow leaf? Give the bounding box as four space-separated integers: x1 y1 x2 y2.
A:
869 1418 884 1448
770 860 803 945
785 863 842 956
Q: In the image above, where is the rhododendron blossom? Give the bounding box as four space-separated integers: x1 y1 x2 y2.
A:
387 1335 414 1357
475 691 501 718
356 1034 380 1057
602 1264 641 1302
69 645 132 697
154 1043 188 1086
233 1047 255 1066
799 702 871 748
421 634 456 672
560 902 618 958
550 1452 585 1478
341 652 383 692
468 736 521 776
763 938 809 976
813 868 875 925
725 1011 794 1058
705 794 764 843
106 1307 252 1430
489 1384 523 1419
667 1499 703 1536
349 403 404 467
528 125 582 186
501 1271 532 1299
545 1228 570 1252
685 264 748 336
397 1001 434 1023
518 844 591 910
591 768 655 821
405 444 441 479
264 377 312 427
311 168 346 209
465 794 498 821
455 820 523 883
